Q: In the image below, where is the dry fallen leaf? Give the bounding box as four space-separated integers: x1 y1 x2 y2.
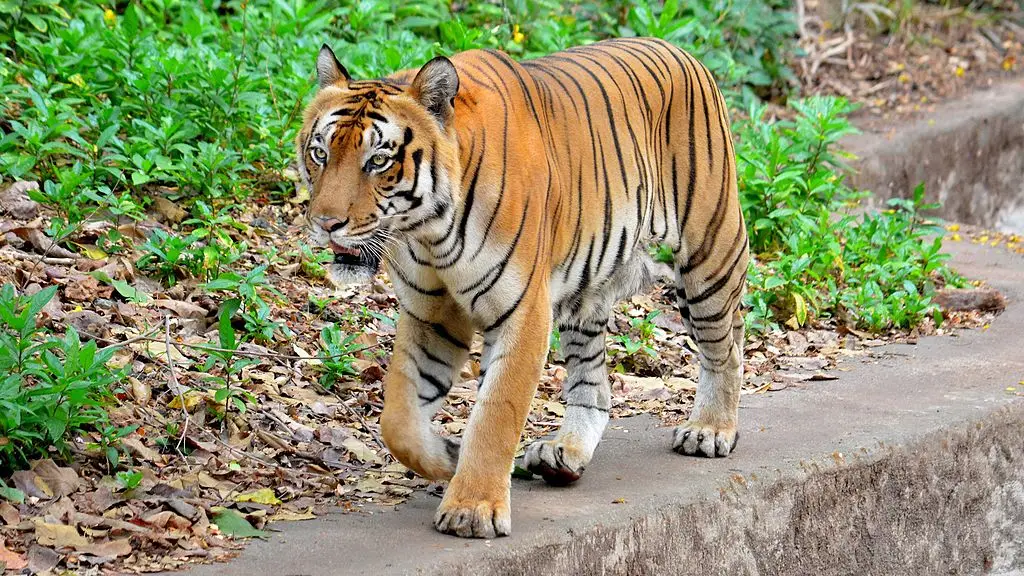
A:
0 539 28 571
76 538 133 559
0 501 20 526
27 545 59 574
234 488 281 506
153 197 187 223
342 437 383 465
34 520 89 549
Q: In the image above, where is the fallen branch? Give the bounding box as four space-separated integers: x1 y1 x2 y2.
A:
166 315 192 459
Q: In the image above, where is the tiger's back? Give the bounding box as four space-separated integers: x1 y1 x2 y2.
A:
392 39 746 333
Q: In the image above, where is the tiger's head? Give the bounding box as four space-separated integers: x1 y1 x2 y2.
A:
296 44 462 285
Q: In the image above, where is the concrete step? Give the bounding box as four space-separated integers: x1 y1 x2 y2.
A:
181 240 1024 576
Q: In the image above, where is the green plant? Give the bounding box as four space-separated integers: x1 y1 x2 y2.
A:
115 469 143 491
201 300 258 420
736 96 963 333
0 285 122 474
318 325 362 388
88 422 139 471
299 242 333 279
135 229 206 286
204 264 291 345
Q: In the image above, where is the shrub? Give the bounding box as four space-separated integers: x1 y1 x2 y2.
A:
737 96 963 333
0 285 123 475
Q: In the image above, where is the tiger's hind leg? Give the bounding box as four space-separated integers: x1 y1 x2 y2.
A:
671 244 748 458
522 316 610 485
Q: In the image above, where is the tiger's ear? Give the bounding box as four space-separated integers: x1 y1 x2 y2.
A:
409 56 459 126
317 44 350 89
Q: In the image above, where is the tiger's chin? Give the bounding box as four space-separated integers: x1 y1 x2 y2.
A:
325 247 382 287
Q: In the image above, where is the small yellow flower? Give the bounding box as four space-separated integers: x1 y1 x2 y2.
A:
951 233 961 242
955 66 965 78
104 8 116 26
897 72 910 83
946 223 960 232
512 24 525 44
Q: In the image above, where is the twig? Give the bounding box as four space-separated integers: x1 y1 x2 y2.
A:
0 246 78 266
337 398 388 455
79 325 163 348
166 315 191 457
82 332 394 362
207 430 290 470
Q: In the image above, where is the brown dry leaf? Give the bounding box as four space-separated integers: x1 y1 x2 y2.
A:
153 197 187 223
151 298 209 319
26 227 79 259
78 488 123 515
342 437 383 465
27 545 59 573
0 501 20 526
543 400 565 417
31 459 81 498
129 376 152 405
122 437 163 463
0 539 28 571
34 520 89 549
143 510 192 530
0 181 40 220
135 340 191 365
268 508 316 523
64 275 111 302
76 538 133 559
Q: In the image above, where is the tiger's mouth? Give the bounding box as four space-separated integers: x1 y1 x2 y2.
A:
326 237 382 285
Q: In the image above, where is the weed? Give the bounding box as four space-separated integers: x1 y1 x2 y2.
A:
318 325 362 389
0 285 123 475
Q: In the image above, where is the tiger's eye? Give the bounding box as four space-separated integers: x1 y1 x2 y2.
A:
310 147 327 164
370 153 389 167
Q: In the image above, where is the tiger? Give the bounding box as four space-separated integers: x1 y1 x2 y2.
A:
296 36 748 539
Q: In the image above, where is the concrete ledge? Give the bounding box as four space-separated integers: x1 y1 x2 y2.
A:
845 77 1024 232
183 240 1024 576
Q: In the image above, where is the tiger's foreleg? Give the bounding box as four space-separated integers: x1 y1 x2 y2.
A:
433 288 551 538
522 317 610 485
379 300 473 481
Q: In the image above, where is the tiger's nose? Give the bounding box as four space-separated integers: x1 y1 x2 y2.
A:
314 216 346 233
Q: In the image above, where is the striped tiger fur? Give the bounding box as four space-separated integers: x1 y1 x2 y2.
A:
296 37 748 539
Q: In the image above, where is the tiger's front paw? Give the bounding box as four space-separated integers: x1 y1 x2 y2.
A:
433 477 511 538
522 438 587 486
672 419 738 457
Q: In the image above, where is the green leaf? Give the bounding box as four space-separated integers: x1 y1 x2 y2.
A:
106 445 120 469
218 299 241 351
25 13 48 32
511 465 535 480
212 508 268 539
90 271 151 304
0 485 26 504
793 292 808 326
